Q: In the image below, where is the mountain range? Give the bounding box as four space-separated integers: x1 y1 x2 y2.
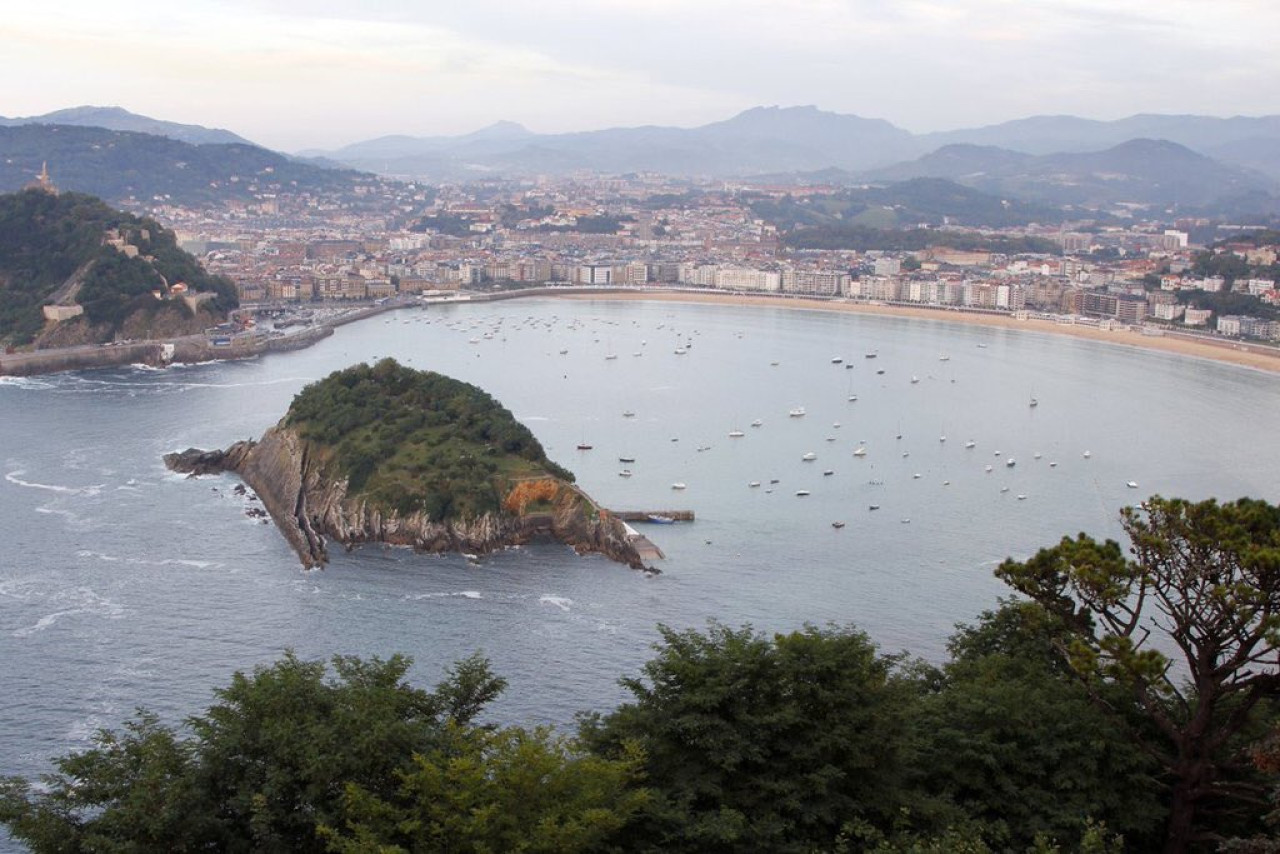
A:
0 106 256 147
306 105 1280 187
4 105 1279 217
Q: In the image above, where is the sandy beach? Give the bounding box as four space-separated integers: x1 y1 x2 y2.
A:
555 290 1280 375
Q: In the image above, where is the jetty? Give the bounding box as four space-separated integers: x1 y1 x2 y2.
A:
609 510 695 522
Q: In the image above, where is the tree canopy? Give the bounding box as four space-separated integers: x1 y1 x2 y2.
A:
284 358 574 520
997 496 1280 853
0 188 237 345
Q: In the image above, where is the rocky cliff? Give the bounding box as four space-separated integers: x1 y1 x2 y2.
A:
164 426 651 571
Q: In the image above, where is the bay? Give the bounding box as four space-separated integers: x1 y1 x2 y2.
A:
2 297 1278 851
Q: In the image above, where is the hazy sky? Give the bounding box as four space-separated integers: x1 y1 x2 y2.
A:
3 0 1279 151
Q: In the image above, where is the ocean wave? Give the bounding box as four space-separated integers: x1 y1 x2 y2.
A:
74 550 221 569
0 375 56 389
403 590 483 601
12 586 126 637
539 594 574 611
6 470 105 496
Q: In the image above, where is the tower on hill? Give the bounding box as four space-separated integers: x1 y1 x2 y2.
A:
25 162 58 194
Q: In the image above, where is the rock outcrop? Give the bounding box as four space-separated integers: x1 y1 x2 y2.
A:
165 426 651 571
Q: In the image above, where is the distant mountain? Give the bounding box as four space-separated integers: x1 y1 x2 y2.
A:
316 106 918 179
0 125 370 207
923 114 1280 178
0 106 256 147
865 139 1278 213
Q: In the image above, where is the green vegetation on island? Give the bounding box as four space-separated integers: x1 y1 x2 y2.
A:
0 188 237 346
4 495 1279 852
283 358 574 521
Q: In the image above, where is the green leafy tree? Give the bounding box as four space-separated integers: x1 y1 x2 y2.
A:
995 496 1280 853
581 622 910 853
0 652 507 853
322 724 647 853
905 601 1165 851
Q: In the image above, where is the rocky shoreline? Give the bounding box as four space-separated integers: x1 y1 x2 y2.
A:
164 426 652 572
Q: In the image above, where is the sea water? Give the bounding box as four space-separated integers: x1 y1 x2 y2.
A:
2 298 1278 851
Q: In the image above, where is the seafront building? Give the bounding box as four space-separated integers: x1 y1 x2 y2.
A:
143 174 1278 343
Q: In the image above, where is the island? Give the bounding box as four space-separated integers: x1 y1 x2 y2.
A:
165 359 653 571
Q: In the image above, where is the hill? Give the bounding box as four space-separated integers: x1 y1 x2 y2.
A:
0 105 256 147
746 177 1066 231
0 188 237 347
923 112 1280 177
164 359 649 569
865 139 1279 213
0 124 369 208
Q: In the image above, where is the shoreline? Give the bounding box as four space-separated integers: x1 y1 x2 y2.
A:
548 290 1280 375
5 288 1278 378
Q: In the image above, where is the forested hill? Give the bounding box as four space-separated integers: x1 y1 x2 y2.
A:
283 359 575 522
0 124 367 207
0 189 237 346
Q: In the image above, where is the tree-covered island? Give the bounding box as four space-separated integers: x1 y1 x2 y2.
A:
165 359 649 569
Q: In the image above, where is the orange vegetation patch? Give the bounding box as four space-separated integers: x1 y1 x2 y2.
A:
503 478 564 514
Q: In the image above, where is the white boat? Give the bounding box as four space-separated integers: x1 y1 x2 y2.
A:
847 395 858 402
1083 450 1092 459
964 440 976 449
728 430 745 438
832 521 845 529
831 357 843 364
1049 461 1058 467
802 452 817 461
789 407 806 417
1127 480 1139 489
852 446 867 457
823 469 834 476
671 482 687 490
1006 458 1016 467
751 419 763 427
1017 494 1028 500
674 348 687 355
1029 397 1039 408
622 411 636 418
910 376 919 384
795 490 811 497
605 354 618 360
939 355 950 361
984 465 993 473
618 470 633 477
748 481 761 488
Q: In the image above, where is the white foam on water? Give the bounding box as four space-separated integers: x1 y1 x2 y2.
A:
6 470 105 496
539 595 573 611
75 550 220 569
0 376 55 389
13 588 126 636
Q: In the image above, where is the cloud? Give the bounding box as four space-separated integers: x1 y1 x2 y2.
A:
1 0 1279 148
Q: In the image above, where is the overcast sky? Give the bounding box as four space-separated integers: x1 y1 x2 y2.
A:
3 0 1279 151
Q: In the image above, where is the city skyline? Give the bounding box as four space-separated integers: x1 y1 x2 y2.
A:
3 0 1280 152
